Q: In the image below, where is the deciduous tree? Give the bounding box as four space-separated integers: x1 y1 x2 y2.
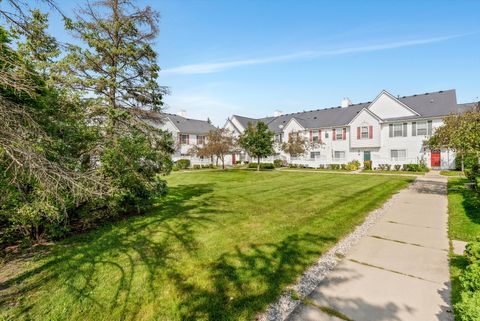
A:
427 106 480 171
190 128 235 170
238 122 274 171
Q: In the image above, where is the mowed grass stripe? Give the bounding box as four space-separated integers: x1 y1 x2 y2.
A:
0 171 412 321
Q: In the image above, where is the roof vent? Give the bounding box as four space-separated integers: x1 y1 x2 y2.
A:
341 97 352 108
430 99 434 103
176 109 187 118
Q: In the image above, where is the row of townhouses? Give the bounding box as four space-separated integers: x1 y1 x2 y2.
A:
152 89 475 169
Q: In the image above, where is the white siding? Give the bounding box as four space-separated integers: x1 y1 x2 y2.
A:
368 92 416 119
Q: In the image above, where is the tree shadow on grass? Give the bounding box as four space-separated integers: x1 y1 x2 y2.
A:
0 183 220 320
168 233 337 321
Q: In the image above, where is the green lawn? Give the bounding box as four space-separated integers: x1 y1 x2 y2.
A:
440 170 465 177
447 177 480 318
448 178 480 242
361 170 425 175
0 171 412 321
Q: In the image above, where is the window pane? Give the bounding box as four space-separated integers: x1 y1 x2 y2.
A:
417 122 427 135
393 124 403 137
361 126 369 139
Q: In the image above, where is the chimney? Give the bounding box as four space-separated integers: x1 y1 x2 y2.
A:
176 109 187 117
341 97 352 108
273 109 283 117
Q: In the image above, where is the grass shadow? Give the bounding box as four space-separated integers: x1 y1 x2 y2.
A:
0 183 219 320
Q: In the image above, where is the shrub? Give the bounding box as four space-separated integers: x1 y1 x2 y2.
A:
459 263 480 292
378 164 391 171
364 160 372 170
455 154 479 171
340 164 347 170
330 164 340 170
346 160 361 171
455 237 480 321
248 162 275 170
455 291 480 321
318 164 325 169
465 238 480 264
193 164 201 170
176 159 191 169
394 165 401 171
235 160 241 165
273 159 284 168
402 163 429 172
172 165 179 171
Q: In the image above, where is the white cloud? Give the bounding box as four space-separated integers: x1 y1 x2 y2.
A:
162 34 467 75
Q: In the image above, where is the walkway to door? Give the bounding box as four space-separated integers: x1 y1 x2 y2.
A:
287 171 452 321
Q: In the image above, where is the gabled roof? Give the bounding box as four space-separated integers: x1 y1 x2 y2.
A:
231 89 467 132
163 113 216 134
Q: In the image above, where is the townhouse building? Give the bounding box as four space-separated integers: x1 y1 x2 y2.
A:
149 112 217 165
224 89 474 169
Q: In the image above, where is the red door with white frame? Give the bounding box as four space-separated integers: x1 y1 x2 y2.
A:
232 154 236 165
431 150 441 167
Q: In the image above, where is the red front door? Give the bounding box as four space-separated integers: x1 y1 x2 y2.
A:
431 150 441 167
232 154 236 165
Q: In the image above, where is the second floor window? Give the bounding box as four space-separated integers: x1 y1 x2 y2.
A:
181 134 189 144
389 123 407 138
361 126 369 139
274 133 283 143
197 135 206 145
335 129 344 140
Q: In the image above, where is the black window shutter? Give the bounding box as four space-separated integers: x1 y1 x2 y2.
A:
427 120 432 135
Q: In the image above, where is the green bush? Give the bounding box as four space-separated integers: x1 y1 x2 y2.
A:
394 165 401 171
456 291 480 321
318 164 325 169
465 238 480 264
459 263 480 292
172 165 179 171
455 154 479 171
274 159 284 168
364 160 372 170
248 162 275 170
176 159 191 169
402 163 430 172
455 237 480 321
193 164 201 170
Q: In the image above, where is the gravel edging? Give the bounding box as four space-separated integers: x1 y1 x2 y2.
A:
256 180 416 321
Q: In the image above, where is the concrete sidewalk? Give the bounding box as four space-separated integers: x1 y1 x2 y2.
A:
288 171 453 321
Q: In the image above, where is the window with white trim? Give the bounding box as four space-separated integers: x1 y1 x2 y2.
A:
180 134 189 144
310 151 320 159
416 122 427 135
334 151 345 160
197 135 206 145
325 131 329 139
335 128 343 140
393 124 403 137
274 133 283 143
361 126 369 139
391 149 406 161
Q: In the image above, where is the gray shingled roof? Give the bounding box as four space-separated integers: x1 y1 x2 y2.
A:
233 90 469 132
165 113 216 134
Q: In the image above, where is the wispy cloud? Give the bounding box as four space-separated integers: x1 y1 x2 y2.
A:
162 34 467 75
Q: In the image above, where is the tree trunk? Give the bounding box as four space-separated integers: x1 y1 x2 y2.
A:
221 155 225 170
257 156 260 172
461 153 465 172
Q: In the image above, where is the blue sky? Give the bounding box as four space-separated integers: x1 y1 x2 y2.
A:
21 1 480 125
